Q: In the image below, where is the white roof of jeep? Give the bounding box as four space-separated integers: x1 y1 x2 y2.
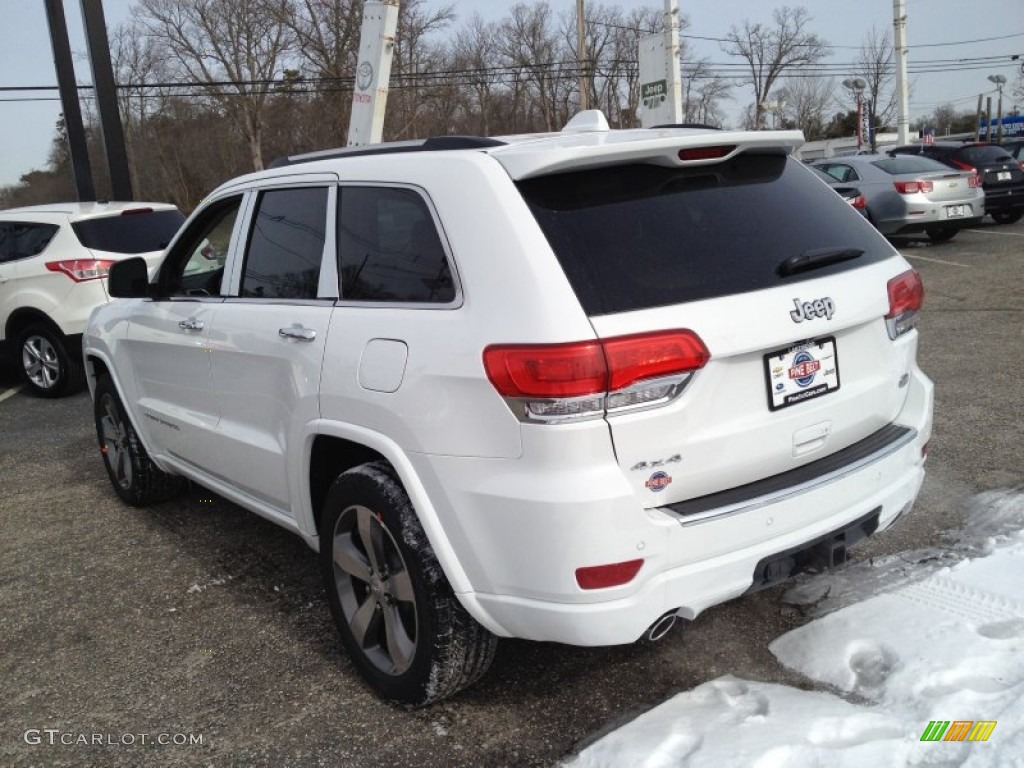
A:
219 111 805 194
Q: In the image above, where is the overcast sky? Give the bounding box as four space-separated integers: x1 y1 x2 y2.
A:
1 0 1021 189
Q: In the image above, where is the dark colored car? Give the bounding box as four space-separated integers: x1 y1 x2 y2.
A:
1000 138 1024 161
888 142 1024 224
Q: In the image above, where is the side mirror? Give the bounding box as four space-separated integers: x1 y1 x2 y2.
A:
108 257 151 298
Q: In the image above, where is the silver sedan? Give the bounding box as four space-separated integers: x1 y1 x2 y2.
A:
813 155 984 242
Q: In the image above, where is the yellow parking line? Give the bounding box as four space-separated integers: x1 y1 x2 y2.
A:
0 385 23 403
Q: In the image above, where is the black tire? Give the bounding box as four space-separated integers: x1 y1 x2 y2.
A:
94 375 185 506
17 323 84 397
925 226 958 243
320 461 497 707
991 210 1024 225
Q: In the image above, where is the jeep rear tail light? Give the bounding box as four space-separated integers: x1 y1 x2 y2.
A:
893 180 934 194
483 330 710 423
885 269 924 339
575 558 644 589
45 259 116 282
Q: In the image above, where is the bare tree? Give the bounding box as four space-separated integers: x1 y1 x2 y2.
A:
721 5 827 130
136 0 295 171
498 3 565 132
775 75 834 138
450 15 500 134
836 26 897 150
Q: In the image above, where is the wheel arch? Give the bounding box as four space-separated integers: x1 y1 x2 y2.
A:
302 423 474 598
5 307 62 344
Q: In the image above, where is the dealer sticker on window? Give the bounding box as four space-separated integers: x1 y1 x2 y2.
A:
764 337 840 411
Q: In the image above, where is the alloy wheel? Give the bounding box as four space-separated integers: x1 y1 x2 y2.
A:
98 394 133 490
331 504 418 675
22 335 60 390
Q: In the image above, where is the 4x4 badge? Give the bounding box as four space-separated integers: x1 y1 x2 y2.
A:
790 297 835 323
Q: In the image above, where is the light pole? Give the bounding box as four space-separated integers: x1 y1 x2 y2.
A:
988 74 1007 142
843 78 867 150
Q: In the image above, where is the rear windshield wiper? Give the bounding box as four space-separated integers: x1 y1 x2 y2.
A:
777 247 864 277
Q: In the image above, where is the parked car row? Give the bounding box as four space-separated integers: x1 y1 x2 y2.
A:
810 141 1024 241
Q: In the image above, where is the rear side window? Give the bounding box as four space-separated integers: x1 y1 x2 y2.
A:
872 156 953 175
0 221 59 263
956 145 1014 165
518 156 892 316
240 187 327 299
71 209 184 254
337 186 455 303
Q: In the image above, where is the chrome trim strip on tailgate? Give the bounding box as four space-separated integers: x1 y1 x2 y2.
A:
662 424 916 527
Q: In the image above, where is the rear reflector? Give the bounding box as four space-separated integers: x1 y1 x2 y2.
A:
45 259 116 282
678 145 735 162
575 559 644 590
885 269 924 339
893 180 934 194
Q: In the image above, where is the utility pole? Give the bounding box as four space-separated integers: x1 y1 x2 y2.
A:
81 0 133 200
665 0 682 124
893 0 910 145
44 0 95 201
577 0 588 111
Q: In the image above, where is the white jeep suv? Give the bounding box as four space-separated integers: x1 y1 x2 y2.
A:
84 112 933 706
0 202 183 396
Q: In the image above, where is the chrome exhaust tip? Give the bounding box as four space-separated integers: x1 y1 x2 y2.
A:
644 610 679 643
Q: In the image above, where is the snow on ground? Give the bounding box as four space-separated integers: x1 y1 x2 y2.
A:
568 490 1024 767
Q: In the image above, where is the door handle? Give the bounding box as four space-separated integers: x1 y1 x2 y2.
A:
178 318 204 331
279 326 317 342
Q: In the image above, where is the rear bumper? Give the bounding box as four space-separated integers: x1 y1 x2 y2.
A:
983 185 1024 212
422 367 934 646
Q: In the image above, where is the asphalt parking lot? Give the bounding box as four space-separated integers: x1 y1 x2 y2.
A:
1 220 1022 767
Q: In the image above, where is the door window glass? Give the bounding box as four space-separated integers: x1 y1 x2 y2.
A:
161 196 243 297
240 187 327 300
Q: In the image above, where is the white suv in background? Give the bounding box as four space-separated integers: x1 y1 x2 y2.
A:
84 112 933 706
0 202 184 396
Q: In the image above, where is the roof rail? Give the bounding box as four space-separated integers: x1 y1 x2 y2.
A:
268 135 506 169
649 123 721 131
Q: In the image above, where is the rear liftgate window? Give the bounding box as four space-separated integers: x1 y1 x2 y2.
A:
517 155 892 316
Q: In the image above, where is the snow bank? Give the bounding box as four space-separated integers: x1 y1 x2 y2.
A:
568 490 1024 767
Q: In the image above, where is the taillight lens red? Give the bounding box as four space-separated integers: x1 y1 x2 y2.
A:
45 259 116 282
483 340 606 398
887 270 924 317
483 330 710 399
886 269 924 339
893 180 934 194
678 145 735 161
851 194 867 209
968 172 982 188
575 559 644 590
